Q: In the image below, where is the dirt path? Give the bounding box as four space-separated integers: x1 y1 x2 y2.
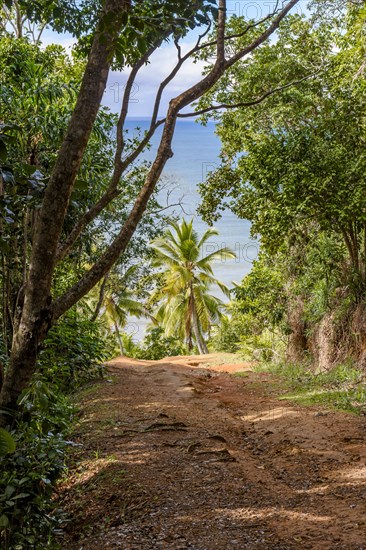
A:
59 354 366 549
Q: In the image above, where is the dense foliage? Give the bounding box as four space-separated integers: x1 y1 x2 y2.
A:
0 306 112 548
130 327 188 360
0 34 175 356
199 7 366 366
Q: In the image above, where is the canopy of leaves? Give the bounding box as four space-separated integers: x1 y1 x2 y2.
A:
198 11 366 258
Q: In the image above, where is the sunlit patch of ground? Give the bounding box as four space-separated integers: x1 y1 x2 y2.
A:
58 355 366 549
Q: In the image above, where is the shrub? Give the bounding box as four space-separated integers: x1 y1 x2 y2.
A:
0 308 112 549
0 378 74 549
134 327 187 360
210 313 252 353
238 329 286 363
38 309 113 390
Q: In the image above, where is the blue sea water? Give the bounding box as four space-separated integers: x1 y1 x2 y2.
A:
124 118 259 340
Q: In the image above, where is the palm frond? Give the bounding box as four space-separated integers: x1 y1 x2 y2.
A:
199 246 236 265
197 227 219 248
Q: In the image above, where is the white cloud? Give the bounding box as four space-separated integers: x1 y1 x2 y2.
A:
104 40 208 116
38 28 207 117
39 28 76 51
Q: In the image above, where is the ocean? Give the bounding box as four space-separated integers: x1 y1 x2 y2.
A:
124 118 258 340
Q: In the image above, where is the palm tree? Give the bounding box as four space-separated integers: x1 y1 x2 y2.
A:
88 265 154 355
150 219 236 354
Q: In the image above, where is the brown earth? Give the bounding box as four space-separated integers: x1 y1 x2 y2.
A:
58 354 366 550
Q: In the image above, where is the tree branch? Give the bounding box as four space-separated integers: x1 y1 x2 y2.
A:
55 41 162 264
195 0 281 54
216 0 226 63
148 25 213 130
52 0 301 320
225 0 299 69
117 38 167 158
147 202 185 216
55 26 213 263
177 74 315 118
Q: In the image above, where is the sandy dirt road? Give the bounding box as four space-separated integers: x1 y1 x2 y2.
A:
59 354 366 549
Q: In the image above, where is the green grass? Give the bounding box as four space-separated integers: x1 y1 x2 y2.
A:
253 361 366 414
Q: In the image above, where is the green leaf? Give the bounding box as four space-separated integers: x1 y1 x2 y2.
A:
4 486 16 499
137 36 146 53
196 14 208 25
210 7 219 20
0 239 11 254
0 428 16 456
0 123 20 132
74 179 89 191
1 169 16 185
13 493 30 500
0 133 16 144
19 163 37 176
121 10 129 27
0 514 9 528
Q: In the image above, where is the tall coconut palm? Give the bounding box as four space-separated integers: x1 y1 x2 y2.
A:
150 219 236 354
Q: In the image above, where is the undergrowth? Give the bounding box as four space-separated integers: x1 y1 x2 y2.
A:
0 312 111 549
253 361 366 414
0 378 74 549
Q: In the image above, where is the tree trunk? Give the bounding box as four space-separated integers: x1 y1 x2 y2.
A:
114 321 124 356
364 222 366 282
14 0 23 38
0 0 128 425
91 273 109 322
191 299 208 355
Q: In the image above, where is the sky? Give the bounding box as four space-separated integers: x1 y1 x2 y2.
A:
39 0 308 117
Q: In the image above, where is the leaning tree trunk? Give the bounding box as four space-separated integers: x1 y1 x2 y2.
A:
191 299 208 355
0 0 128 425
114 321 124 356
90 273 109 322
